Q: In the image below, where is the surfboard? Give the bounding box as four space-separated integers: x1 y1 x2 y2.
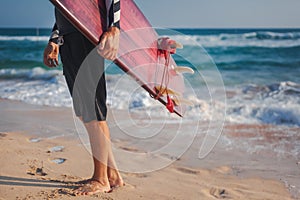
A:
50 0 186 117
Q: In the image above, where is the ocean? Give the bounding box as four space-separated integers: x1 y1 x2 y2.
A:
0 28 299 128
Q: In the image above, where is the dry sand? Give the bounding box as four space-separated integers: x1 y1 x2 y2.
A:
0 99 299 199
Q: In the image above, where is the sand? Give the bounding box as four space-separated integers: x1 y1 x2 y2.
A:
0 99 299 200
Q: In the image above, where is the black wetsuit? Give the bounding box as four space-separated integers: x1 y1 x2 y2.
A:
51 0 120 122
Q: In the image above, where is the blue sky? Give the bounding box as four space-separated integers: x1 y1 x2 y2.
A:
0 0 299 28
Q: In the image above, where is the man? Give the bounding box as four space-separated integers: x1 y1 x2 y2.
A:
43 0 123 195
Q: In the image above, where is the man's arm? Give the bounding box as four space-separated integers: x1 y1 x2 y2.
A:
97 0 121 61
43 24 60 67
108 0 120 29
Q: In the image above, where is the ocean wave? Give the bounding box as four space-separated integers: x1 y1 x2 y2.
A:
243 31 300 40
168 31 300 48
0 68 71 107
0 68 299 127
216 60 300 70
227 81 300 127
100 76 300 127
0 67 61 80
0 35 49 42
242 81 300 96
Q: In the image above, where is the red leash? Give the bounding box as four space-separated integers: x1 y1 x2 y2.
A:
156 37 178 113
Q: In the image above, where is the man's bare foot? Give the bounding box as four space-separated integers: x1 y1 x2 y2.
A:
76 177 124 189
76 178 92 185
108 168 125 189
74 180 111 195
109 177 125 189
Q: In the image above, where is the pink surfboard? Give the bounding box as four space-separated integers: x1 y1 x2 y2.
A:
50 0 186 117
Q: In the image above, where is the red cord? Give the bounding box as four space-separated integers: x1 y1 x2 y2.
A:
155 38 175 113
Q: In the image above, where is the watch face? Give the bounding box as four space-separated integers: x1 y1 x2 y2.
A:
57 37 64 45
50 36 64 46
51 30 60 39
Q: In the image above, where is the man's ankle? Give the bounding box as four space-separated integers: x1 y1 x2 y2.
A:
91 177 110 185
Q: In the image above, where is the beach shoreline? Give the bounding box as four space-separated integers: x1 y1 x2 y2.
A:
0 99 299 199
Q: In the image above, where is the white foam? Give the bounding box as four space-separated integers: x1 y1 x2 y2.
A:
0 68 299 128
166 31 300 48
0 67 72 107
0 67 60 80
243 31 300 40
0 36 49 42
226 81 300 127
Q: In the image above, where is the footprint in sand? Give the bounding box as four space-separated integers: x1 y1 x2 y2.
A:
209 187 230 199
28 137 42 143
0 132 7 137
27 166 48 176
214 166 232 174
176 167 200 175
51 158 66 164
47 146 65 153
160 153 181 161
123 172 148 178
27 160 47 176
119 146 141 153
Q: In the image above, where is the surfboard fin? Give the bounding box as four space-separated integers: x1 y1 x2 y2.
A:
174 66 195 74
172 98 194 106
154 86 182 97
175 41 183 49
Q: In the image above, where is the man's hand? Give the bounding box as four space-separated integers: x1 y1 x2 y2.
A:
43 42 59 67
97 27 120 60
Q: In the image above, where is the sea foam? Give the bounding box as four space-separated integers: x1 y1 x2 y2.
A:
167 31 300 48
0 36 49 42
0 67 299 128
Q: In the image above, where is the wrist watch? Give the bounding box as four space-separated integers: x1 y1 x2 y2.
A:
49 30 64 45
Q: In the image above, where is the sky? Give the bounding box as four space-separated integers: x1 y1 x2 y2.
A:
0 0 300 28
